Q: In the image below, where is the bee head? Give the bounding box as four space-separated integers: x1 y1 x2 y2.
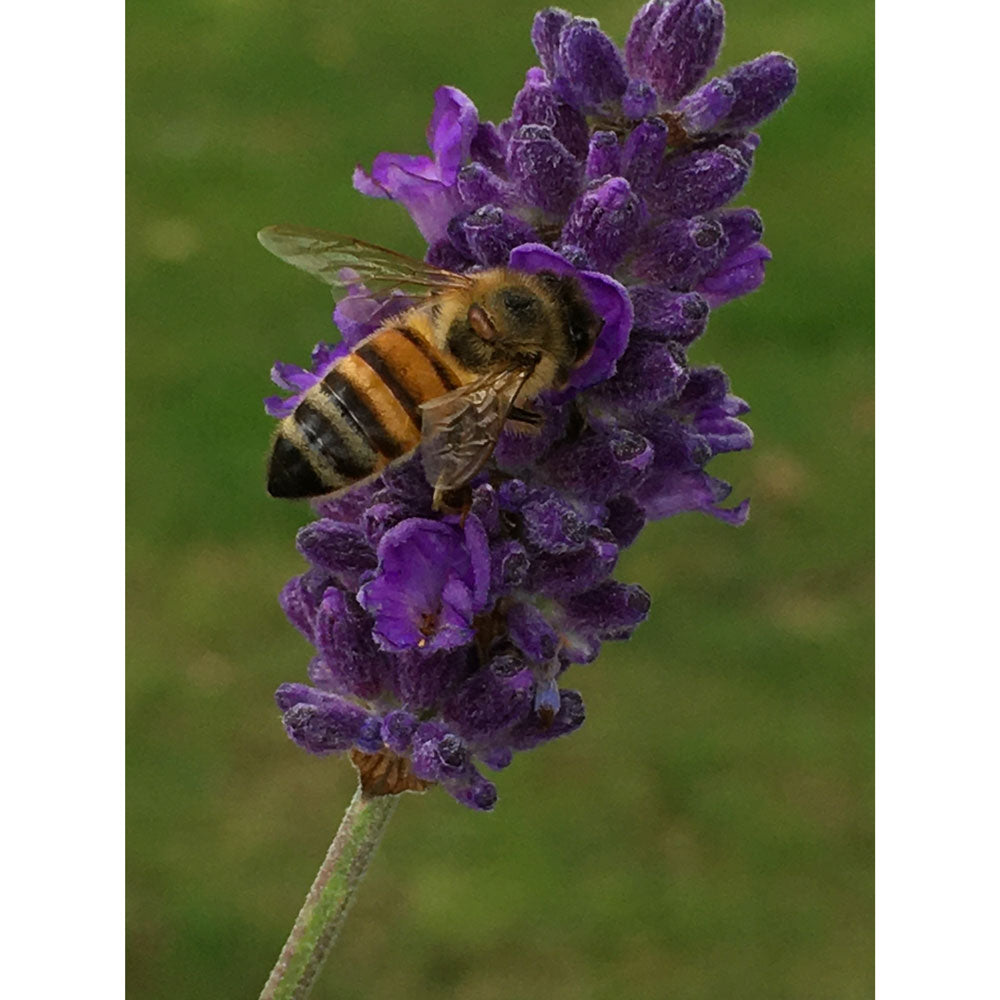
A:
446 271 601 381
531 271 603 374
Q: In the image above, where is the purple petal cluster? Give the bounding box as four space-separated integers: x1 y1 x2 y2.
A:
269 1 795 809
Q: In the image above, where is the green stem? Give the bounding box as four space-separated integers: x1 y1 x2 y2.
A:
259 784 399 1000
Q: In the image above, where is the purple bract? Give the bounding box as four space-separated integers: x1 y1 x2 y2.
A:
269 1 795 809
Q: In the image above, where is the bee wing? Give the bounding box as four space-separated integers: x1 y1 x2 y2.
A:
420 363 537 505
257 224 473 298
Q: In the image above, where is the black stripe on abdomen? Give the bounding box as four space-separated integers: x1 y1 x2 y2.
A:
267 434 328 498
395 326 460 391
295 400 375 480
320 368 406 460
355 341 423 427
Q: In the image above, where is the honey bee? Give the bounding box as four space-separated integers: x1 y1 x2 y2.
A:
258 225 602 508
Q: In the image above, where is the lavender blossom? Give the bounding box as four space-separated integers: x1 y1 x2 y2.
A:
268 1 795 810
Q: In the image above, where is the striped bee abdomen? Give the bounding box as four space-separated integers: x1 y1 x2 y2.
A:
267 321 465 499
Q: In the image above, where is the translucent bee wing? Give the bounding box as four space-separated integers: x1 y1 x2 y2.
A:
257 225 473 297
420 364 536 508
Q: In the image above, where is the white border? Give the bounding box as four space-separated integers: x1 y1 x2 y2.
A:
3 3 124 996
877 1 998 996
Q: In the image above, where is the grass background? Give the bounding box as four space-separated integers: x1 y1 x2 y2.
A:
127 1 873 996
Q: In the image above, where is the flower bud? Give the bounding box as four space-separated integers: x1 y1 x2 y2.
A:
587 335 689 410
717 207 763 253
621 118 668 199
556 17 628 110
697 242 772 306
277 687 381 755
675 77 735 133
585 130 621 180
461 204 537 266
508 601 560 661
457 162 510 210
651 145 749 217
511 67 589 159
507 124 582 214
626 0 725 104
560 177 645 272
563 582 651 640
718 53 797 131
622 78 658 119
629 287 709 343
544 426 654 500
531 7 572 78
633 215 728 288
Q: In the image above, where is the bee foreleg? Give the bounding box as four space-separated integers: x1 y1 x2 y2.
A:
432 483 474 515
508 405 543 426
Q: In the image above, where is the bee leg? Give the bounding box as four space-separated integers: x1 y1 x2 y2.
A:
433 484 474 518
509 405 543 426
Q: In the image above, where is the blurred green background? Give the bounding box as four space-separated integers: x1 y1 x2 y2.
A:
127 1 872 997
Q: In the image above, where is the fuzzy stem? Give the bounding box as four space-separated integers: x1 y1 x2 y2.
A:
259 784 399 1000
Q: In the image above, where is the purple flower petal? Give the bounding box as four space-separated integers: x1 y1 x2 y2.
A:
354 86 479 242
469 121 508 174
427 85 479 181
334 290 413 346
357 517 491 654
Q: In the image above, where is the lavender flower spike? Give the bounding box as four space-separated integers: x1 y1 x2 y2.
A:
267 0 796 811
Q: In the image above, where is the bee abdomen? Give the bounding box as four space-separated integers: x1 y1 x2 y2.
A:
268 397 379 499
354 325 461 419
320 366 408 461
266 322 464 500
267 433 329 498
